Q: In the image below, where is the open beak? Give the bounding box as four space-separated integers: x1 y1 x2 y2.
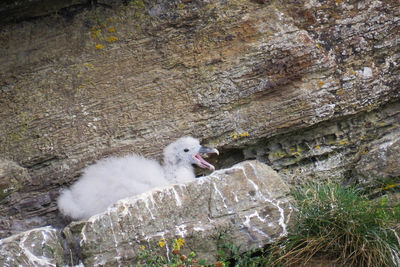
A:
193 146 219 171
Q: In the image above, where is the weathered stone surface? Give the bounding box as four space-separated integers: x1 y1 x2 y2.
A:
354 131 400 184
74 160 293 265
238 101 400 184
0 0 399 237
0 159 30 201
0 226 65 267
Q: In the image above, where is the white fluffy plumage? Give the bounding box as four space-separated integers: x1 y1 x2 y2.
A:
57 137 218 220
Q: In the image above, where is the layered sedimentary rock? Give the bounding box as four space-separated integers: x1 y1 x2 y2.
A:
0 0 399 237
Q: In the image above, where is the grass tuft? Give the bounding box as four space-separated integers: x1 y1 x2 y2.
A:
265 182 400 266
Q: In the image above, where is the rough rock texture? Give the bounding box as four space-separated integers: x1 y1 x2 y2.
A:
354 131 400 184
0 160 293 266
0 226 65 267
72 160 293 265
0 0 399 237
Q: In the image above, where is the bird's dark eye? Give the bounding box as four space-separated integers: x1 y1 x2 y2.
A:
184 148 189 152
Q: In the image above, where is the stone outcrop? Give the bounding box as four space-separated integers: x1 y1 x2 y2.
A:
0 0 399 238
0 226 65 267
0 160 294 266
354 131 400 184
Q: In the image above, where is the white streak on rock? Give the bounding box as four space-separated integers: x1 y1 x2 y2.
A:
193 226 205 232
363 67 372 78
275 201 288 237
233 192 239 202
175 224 187 237
18 227 56 267
80 227 87 247
171 187 182 207
144 198 155 219
212 181 228 209
242 211 271 239
107 211 122 267
252 227 270 238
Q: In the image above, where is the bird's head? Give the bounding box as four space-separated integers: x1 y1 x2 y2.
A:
163 136 219 171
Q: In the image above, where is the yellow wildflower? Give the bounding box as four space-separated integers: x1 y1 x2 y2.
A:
316 145 320 150
159 238 166 248
233 132 237 139
175 238 184 250
177 238 184 246
95 44 105 50
141 245 146 250
244 132 249 137
108 27 115 33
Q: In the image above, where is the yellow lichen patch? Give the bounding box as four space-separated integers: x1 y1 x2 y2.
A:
206 3 217 9
316 43 322 49
318 81 325 88
107 36 118 43
384 183 399 190
233 132 238 139
234 132 249 139
336 0 343 4
338 138 349 145
336 89 346 95
91 28 101 39
269 150 287 160
83 63 95 69
131 0 145 9
108 27 115 33
177 3 185 9
95 44 105 50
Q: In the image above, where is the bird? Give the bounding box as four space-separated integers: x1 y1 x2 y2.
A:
57 137 219 220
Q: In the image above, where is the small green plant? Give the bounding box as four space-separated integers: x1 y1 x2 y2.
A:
216 239 267 267
137 238 207 267
264 182 400 266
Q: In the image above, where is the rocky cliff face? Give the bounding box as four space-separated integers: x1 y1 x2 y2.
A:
0 0 399 240
0 161 293 266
